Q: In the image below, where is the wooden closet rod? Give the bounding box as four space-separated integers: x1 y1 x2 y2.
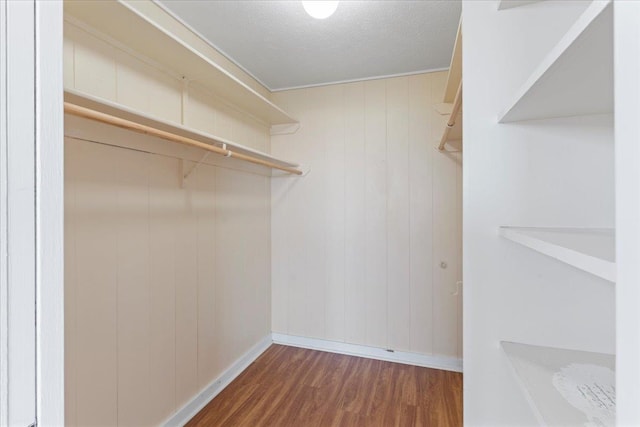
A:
64 102 303 176
438 82 462 151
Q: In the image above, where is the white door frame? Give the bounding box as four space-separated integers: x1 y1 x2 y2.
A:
615 1 640 425
35 1 64 425
1 0 64 425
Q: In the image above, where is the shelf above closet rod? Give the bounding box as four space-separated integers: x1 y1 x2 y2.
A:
64 102 304 176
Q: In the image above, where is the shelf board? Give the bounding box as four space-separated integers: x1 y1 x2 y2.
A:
497 1 544 10
64 1 297 127
498 0 612 123
502 341 615 426
499 227 615 282
64 89 300 170
443 21 462 103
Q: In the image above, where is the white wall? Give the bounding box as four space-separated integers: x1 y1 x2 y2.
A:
271 73 463 360
63 15 272 427
463 1 614 425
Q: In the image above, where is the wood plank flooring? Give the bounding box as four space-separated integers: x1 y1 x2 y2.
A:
187 344 463 426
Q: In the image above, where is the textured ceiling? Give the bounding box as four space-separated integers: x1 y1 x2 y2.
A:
157 0 461 91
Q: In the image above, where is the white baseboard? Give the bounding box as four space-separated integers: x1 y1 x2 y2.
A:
271 333 463 373
163 334 272 427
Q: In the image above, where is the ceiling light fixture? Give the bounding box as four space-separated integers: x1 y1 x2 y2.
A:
302 1 339 19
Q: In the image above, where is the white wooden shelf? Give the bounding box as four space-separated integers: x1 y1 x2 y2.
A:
64 89 300 170
64 1 297 127
438 22 462 152
502 341 615 426
497 1 544 11
443 21 462 104
499 227 615 282
498 0 612 123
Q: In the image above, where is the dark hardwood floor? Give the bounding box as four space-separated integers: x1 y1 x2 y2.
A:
187 344 463 426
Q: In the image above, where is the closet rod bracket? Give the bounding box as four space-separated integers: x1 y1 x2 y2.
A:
182 150 212 187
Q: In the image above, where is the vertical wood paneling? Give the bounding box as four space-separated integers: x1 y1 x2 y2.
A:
364 79 388 349
456 159 463 359
279 167 303 343
324 84 346 342
148 156 178 424
66 135 272 425
214 103 234 141
254 124 272 338
269 85 298 335
71 26 116 101
430 72 461 358
214 168 271 369
343 82 367 345
115 52 182 124
271 71 462 360
116 149 152 427
175 171 200 409
230 170 272 350
214 167 238 371
254 119 270 153
244 174 272 346
270 186 289 335
279 88 327 340
432 150 461 357
186 87 217 136
409 74 434 355
386 77 411 352
195 165 217 388
230 114 248 154
185 82 269 153
302 89 329 341
63 140 78 427
259 175 272 338
72 141 118 427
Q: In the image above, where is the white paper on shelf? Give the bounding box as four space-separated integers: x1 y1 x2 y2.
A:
552 363 615 426
502 341 615 426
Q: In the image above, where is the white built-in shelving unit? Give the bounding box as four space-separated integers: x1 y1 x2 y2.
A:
502 342 615 427
498 0 612 123
494 1 616 424
64 0 298 128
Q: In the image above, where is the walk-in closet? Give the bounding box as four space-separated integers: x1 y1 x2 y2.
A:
2 0 640 426
60 0 464 425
